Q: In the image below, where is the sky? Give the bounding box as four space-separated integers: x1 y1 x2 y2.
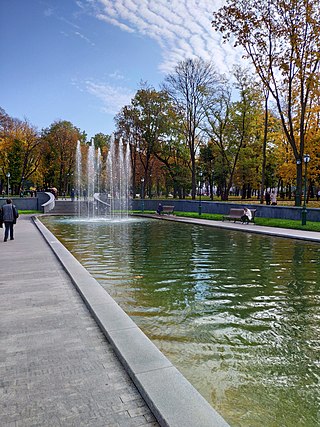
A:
0 0 243 140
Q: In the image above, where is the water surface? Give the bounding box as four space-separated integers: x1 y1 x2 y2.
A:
42 216 320 427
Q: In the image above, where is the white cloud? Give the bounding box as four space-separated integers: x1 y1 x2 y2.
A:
84 80 135 114
74 31 95 46
44 8 54 17
87 0 241 75
109 70 125 80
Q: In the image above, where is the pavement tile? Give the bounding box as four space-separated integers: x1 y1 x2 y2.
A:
0 216 159 427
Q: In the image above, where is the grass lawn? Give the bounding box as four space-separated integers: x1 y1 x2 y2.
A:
20 210 42 214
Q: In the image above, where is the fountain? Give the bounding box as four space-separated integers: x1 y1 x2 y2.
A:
75 136 131 219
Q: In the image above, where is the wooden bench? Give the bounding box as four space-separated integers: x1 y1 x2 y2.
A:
222 208 257 223
161 205 175 215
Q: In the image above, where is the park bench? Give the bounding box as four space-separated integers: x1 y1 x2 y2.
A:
161 205 175 215
222 208 257 223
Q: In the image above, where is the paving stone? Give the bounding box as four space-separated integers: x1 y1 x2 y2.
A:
0 216 159 427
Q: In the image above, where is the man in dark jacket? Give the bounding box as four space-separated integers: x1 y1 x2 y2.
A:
1 198 19 242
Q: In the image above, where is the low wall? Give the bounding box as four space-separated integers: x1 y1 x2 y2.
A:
41 192 55 213
132 199 320 222
1 192 51 213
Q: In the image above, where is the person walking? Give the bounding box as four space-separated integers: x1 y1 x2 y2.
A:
1 198 19 242
270 191 277 205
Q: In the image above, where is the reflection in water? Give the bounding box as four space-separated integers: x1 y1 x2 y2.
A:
42 216 320 427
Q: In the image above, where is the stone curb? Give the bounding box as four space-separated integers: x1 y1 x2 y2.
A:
139 214 320 243
32 216 230 427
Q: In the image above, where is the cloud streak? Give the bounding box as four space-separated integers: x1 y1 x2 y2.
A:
88 0 241 75
84 80 135 114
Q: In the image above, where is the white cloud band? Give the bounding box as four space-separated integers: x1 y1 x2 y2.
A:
88 0 240 74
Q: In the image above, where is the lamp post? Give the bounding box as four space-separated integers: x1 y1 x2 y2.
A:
21 176 25 197
198 171 203 216
301 154 310 225
141 177 145 213
6 172 10 196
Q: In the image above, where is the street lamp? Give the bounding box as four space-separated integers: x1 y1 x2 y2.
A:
6 172 10 196
141 177 145 213
198 171 203 216
21 176 25 197
301 154 310 225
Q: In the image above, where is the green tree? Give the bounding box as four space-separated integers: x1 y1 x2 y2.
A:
116 85 178 198
203 68 263 199
115 105 141 198
92 133 111 152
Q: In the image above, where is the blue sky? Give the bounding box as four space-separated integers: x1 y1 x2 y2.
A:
1 0 241 139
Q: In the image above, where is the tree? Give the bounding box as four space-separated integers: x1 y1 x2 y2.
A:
116 85 178 198
154 131 191 198
41 120 81 193
203 67 263 199
212 0 320 205
92 133 111 153
163 58 219 199
0 108 42 194
199 141 216 200
115 105 141 198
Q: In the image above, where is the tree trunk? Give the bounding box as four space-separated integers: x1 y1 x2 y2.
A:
260 93 269 204
295 162 303 206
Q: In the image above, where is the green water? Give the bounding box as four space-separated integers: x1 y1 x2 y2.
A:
42 216 320 427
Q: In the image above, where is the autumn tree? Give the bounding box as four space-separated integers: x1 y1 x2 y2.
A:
41 120 81 193
0 108 42 194
212 0 320 205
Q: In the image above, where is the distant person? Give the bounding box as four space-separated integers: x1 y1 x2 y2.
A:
0 198 19 242
70 188 75 202
83 189 87 200
317 189 320 201
265 191 271 205
271 191 277 205
156 203 163 215
241 207 252 224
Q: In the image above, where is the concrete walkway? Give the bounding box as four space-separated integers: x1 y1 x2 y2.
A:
0 215 159 427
